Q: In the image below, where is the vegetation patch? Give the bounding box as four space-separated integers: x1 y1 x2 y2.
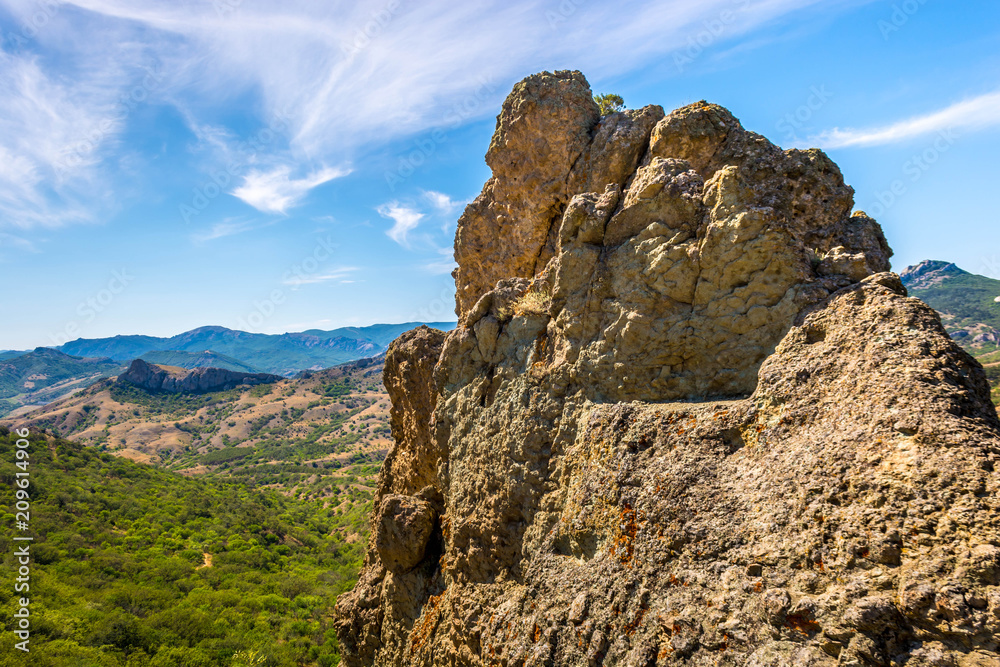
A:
109 382 241 415
0 427 368 665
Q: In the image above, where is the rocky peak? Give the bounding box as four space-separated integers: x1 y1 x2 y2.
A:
454 70 890 402
899 259 968 289
335 71 1000 667
118 358 281 394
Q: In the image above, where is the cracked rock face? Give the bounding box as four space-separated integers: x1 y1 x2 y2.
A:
334 71 1000 666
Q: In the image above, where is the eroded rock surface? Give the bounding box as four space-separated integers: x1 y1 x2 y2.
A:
335 71 1000 666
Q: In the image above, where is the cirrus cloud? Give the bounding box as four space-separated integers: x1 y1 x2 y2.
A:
230 165 351 214
809 89 1000 149
0 0 878 229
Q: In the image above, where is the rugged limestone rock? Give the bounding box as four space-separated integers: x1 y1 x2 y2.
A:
118 358 281 394
453 70 664 317
335 71 1000 666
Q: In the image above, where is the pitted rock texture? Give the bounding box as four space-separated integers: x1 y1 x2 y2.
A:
334 71 1000 667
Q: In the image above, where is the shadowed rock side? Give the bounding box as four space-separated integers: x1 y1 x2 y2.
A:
335 71 1000 666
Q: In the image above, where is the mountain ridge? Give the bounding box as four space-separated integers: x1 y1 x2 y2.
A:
138 349 264 373
56 321 456 376
5 353 393 485
0 322 454 418
118 358 284 394
900 259 1000 354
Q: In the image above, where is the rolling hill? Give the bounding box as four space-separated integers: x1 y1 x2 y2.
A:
4 355 392 497
58 322 455 376
0 348 125 417
0 349 416 664
0 321 454 418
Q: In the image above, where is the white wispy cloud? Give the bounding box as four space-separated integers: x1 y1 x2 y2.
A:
0 0 877 228
0 232 37 259
230 165 351 214
190 217 272 243
378 202 424 247
422 190 461 213
810 90 1000 149
282 266 359 287
0 48 122 228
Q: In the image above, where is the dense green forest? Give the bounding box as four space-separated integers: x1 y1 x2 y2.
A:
0 427 372 666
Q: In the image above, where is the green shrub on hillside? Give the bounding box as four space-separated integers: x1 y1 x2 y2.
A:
109 382 241 416
0 428 367 665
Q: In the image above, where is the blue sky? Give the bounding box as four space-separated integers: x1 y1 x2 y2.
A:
0 0 998 350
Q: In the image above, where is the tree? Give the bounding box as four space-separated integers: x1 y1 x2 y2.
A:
594 93 625 116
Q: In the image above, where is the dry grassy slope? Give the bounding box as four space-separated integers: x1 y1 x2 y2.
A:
3 356 391 504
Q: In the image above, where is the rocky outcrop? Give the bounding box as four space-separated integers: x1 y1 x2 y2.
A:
335 71 1000 666
900 260 969 290
118 358 281 394
453 71 665 318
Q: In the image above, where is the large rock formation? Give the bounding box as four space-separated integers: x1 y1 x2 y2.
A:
335 71 1000 666
118 358 281 394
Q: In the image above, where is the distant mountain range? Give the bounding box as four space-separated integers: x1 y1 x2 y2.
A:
55 322 455 375
0 322 455 417
138 349 264 373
